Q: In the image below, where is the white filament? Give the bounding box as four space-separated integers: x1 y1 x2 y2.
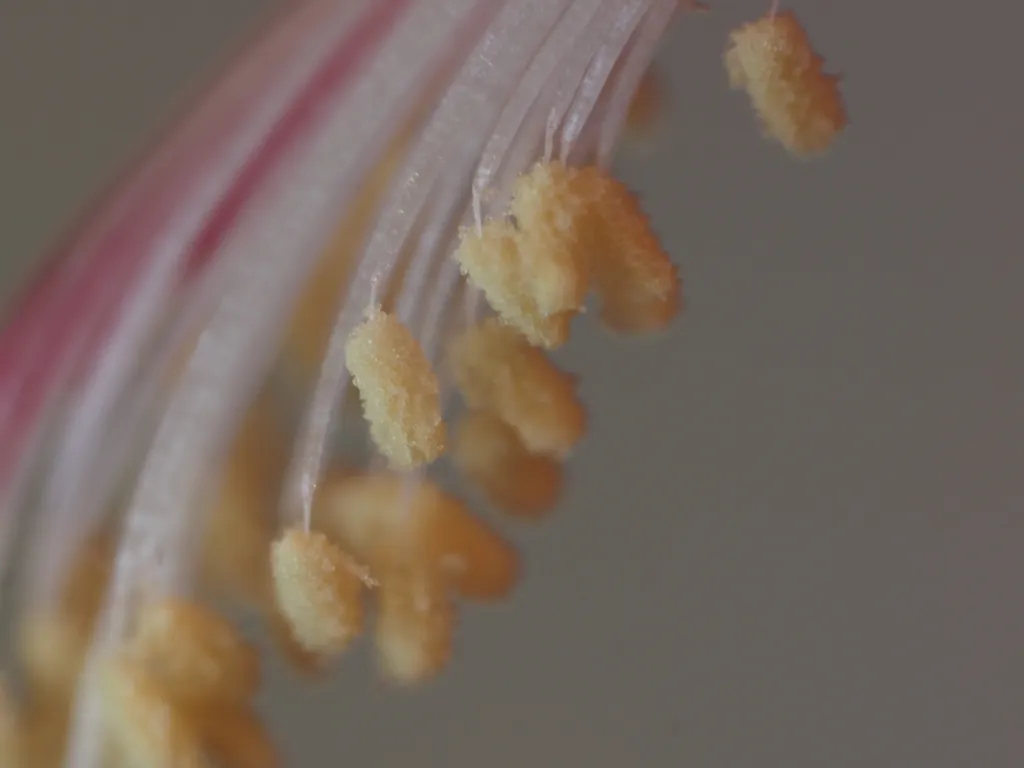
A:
415 0 607 376
50 0 681 764
281 0 569 529
559 0 651 159
65 1 483 765
20 0 372 612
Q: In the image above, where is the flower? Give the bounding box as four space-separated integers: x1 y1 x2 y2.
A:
0 2 842 765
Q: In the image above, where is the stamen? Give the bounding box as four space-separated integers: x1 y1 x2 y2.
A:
126 598 261 706
725 8 847 156
99 655 205 768
315 470 520 601
374 567 455 685
576 167 683 334
453 409 564 519
450 318 587 458
345 307 447 469
270 528 366 658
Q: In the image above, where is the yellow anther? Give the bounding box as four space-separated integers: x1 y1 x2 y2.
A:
316 470 520 602
575 167 682 334
375 569 455 685
100 655 204 768
725 9 847 155
455 162 593 349
346 307 446 469
453 410 563 518
450 318 586 458
128 598 260 706
270 528 366 657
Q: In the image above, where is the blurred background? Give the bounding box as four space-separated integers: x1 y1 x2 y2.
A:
1 1 1021 766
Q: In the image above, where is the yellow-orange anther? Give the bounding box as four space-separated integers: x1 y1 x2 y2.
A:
507 162 594 309
191 704 279 768
375 569 454 685
264 607 327 678
576 168 682 334
345 307 446 469
128 598 260 706
270 528 366 657
453 410 563 519
316 471 519 601
450 319 586 458
455 221 574 349
100 656 204 768
454 162 592 349
725 10 847 156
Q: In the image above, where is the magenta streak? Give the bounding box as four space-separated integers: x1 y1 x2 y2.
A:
0 0 411 493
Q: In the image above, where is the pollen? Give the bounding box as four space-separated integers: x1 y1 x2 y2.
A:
315 470 520 602
449 318 586 459
265 608 328 678
454 161 593 349
270 528 366 657
453 409 563 519
345 307 446 469
508 162 594 312
126 597 261 706
100 655 205 768
725 9 847 156
374 568 455 685
577 167 682 334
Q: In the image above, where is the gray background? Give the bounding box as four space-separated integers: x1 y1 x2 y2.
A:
1 1 1022 766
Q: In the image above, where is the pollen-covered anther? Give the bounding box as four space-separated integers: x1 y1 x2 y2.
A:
454 161 593 349
126 597 260 706
575 167 682 334
264 607 328 678
345 307 446 469
270 528 366 657
724 9 847 156
375 569 455 685
315 470 519 602
453 410 563 519
100 655 205 768
450 318 586 458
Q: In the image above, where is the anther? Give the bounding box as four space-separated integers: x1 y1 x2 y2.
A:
346 307 446 469
453 410 563 519
450 318 586 458
725 9 847 155
270 528 366 657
